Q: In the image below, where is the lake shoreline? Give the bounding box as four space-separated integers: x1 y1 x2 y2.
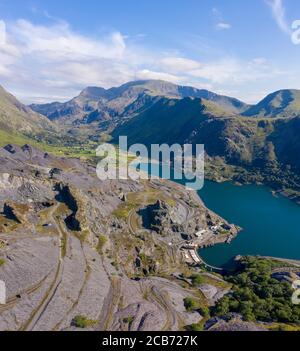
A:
196 179 300 267
205 174 300 206
138 161 300 268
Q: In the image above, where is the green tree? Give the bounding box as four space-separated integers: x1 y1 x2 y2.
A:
190 274 205 286
72 315 97 328
184 297 198 312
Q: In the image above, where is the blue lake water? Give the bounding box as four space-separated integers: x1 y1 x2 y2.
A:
198 181 300 267
137 162 300 268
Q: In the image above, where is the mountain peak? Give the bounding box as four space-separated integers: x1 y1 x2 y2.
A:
30 79 250 123
79 86 107 99
243 89 300 118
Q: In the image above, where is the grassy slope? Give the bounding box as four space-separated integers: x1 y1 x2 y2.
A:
244 89 300 118
0 127 99 161
113 97 216 146
0 84 102 159
0 85 56 134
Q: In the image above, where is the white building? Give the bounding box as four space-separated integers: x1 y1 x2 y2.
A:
195 229 207 238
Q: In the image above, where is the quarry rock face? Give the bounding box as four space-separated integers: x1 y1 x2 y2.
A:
0 144 238 331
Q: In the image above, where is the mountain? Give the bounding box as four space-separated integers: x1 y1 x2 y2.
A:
113 97 230 146
30 80 249 125
112 96 300 191
0 84 56 137
243 89 300 118
30 88 107 124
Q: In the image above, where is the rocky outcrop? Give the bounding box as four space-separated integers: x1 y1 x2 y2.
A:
0 144 218 331
205 314 267 331
138 200 182 236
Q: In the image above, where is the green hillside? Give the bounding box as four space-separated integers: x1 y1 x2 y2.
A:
112 97 300 193
243 89 300 118
0 84 96 157
0 85 56 134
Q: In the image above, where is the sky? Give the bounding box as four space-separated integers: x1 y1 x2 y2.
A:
0 0 300 104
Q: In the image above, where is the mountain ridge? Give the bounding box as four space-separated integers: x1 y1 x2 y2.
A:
29 80 250 124
29 81 300 128
2 81 300 195
112 96 300 194
0 84 57 135
243 89 300 118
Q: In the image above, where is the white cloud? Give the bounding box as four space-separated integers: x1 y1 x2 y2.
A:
0 17 293 104
266 0 291 34
216 22 232 30
0 20 6 45
212 8 232 30
137 69 182 84
160 57 201 73
0 20 22 78
252 57 268 65
0 18 138 101
12 19 126 61
0 18 187 101
185 58 282 85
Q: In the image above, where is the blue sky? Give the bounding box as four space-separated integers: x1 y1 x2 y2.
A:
0 0 300 103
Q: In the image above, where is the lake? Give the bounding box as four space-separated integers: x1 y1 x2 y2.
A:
198 180 300 267
137 162 300 268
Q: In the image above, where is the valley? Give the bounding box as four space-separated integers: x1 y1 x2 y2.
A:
28 80 300 203
0 80 300 331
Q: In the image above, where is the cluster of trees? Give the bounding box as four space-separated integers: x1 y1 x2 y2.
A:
213 257 300 324
184 297 210 317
